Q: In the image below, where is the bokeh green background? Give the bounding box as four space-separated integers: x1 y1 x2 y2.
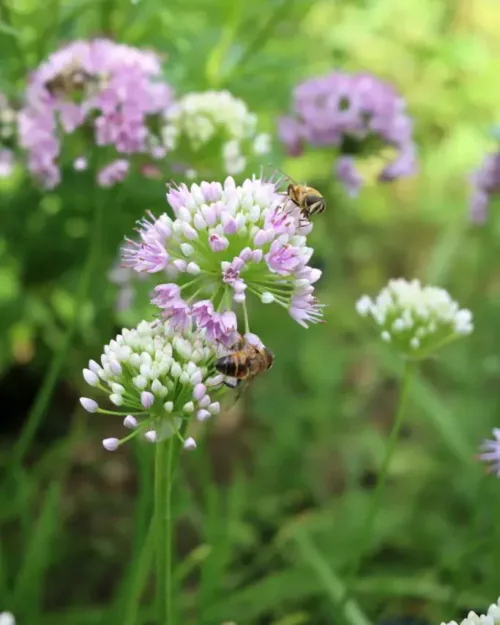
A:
2 0 500 623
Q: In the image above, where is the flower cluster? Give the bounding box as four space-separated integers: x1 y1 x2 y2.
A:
356 278 473 358
0 613 15 625
18 39 173 188
161 90 271 177
79 318 230 451
469 150 500 224
121 175 323 336
278 71 416 196
0 92 17 178
440 597 500 625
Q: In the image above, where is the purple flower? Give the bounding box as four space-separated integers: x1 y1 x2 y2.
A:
379 146 416 182
122 237 169 273
336 156 362 197
278 71 416 195
468 151 500 224
166 298 191 331
122 176 324 330
206 310 238 345
18 39 173 188
192 300 238 345
191 300 215 328
289 289 325 328
479 428 500 475
97 159 130 187
277 116 304 156
151 284 192 330
152 283 181 309
265 240 306 275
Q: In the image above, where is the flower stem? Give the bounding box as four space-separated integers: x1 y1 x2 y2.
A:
338 358 415 617
165 437 174 625
242 300 250 334
154 437 175 625
10 194 104 468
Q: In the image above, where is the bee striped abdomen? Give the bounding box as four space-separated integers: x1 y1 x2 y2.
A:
215 354 247 378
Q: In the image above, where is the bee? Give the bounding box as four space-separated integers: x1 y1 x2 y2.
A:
285 181 326 222
268 167 326 224
45 60 95 98
215 335 274 388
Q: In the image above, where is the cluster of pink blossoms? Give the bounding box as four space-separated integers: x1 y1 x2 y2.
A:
18 39 172 188
122 175 323 342
278 71 416 196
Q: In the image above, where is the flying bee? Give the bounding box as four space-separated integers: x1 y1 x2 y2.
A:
267 166 326 225
215 335 274 389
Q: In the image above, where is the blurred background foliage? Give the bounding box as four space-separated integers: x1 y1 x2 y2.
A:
2 0 500 624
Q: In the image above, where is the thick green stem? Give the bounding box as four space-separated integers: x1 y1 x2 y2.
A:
339 359 415 616
10 197 104 468
154 437 175 625
155 441 168 623
165 437 174 625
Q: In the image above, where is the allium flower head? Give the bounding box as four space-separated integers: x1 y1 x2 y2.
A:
80 318 229 450
278 71 416 196
122 175 323 334
162 90 271 177
356 278 473 359
440 597 500 625
468 151 500 224
0 92 17 178
18 39 173 188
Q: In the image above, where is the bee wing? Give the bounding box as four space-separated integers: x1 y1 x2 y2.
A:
220 379 248 412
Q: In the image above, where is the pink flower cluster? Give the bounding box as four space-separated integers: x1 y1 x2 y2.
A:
18 39 173 188
278 71 416 196
122 176 324 342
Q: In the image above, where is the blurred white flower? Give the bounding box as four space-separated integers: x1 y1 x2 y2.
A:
0 612 15 625
162 90 270 175
252 133 271 155
356 278 473 358
440 596 500 624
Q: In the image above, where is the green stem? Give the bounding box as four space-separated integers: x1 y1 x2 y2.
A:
155 440 168 623
338 359 415 617
154 437 175 625
122 519 155 625
166 438 174 625
10 196 104 468
242 300 250 334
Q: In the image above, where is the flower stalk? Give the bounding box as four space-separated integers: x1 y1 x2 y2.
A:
155 435 175 625
338 358 415 617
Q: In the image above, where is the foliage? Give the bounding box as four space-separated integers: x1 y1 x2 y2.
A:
1 0 500 624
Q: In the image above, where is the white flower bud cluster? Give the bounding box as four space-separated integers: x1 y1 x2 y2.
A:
162 90 271 175
356 278 473 358
441 597 500 625
0 612 15 625
80 319 225 451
